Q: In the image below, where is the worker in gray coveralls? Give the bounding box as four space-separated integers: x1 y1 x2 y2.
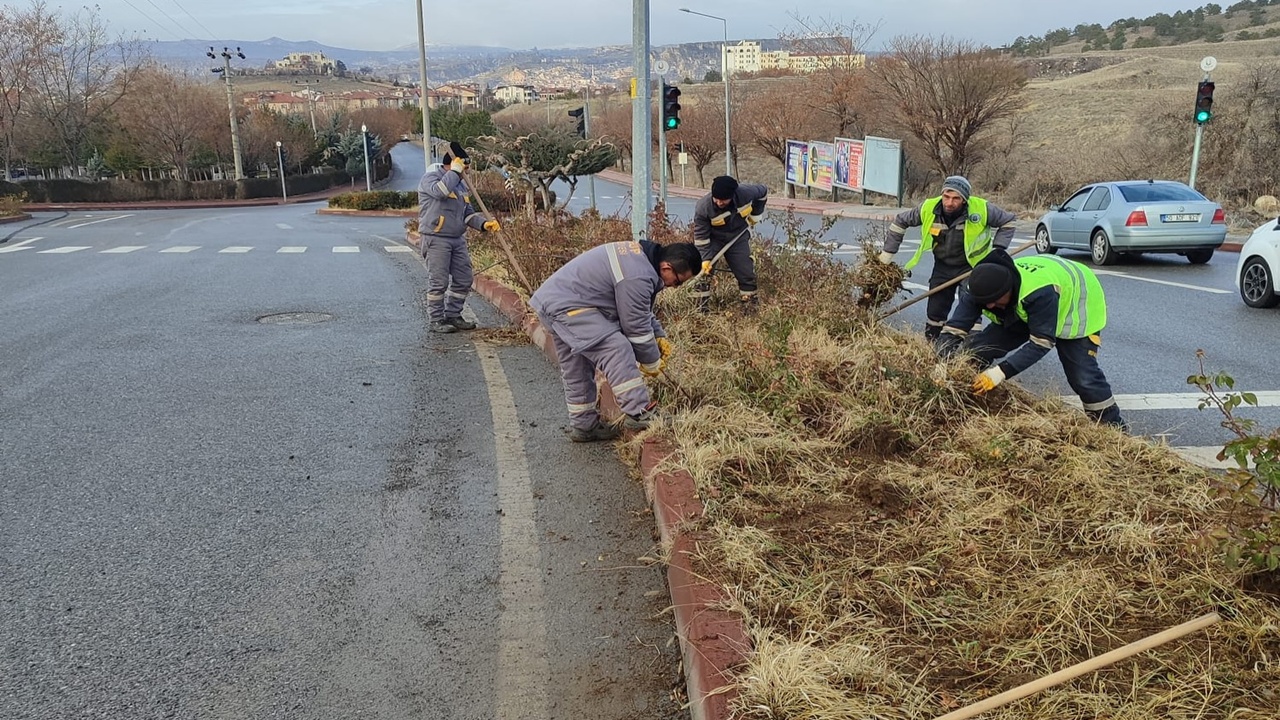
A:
417 142 500 333
529 240 701 442
690 175 768 313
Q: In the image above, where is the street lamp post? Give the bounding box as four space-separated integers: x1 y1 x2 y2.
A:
415 0 432 172
361 124 372 192
276 141 287 201
680 8 732 177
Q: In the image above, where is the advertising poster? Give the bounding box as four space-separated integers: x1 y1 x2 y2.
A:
807 141 835 192
784 140 808 187
833 137 865 191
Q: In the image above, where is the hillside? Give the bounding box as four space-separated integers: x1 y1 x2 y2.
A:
1009 0 1280 55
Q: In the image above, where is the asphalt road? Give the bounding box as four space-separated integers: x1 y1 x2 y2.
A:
0 195 681 718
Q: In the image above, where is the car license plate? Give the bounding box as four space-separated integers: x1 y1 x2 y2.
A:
1161 213 1200 222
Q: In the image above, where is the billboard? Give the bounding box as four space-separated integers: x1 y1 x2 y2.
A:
784 140 808 187
862 136 903 198
833 137 864 191
806 141 835 191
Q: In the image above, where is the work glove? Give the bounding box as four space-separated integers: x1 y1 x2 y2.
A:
738 206 753 218
449 157 468 174
657 337 672 360
746 214 762 226
700 260 713 276
972 366 1006 395
483 219 501 232
638 358 664 377
877 251 895 264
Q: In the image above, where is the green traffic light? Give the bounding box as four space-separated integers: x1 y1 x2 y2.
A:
665 117 679 130
1195 110 1211 123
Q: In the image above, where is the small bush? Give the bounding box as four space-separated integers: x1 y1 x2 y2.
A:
327 190 416 210
0 192 25 216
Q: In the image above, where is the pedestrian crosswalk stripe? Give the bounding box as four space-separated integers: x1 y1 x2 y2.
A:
38 246 91 253
385 246 414 253
332 246 360 253
278 247 307 253
1061 391 1280 411
101 246 146 253
219 246 253 253
160 246 200 253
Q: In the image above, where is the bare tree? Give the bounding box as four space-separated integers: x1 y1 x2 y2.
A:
668 100 727 188
25 2 148 174
474 130 618 217
590 102 632 170
870 35 1028 178
737 79 834 168
0 2 54 179
780 13 883 137
112 65 224 179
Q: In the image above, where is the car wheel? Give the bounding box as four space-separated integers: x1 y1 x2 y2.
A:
1090 229 1116 266
1034 225 1056 254
1240 257 1280 308
1185 248 1214 264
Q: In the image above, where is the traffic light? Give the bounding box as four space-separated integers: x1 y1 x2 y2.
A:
567 107 585 137
662 83 681 131
1194 80 1215 124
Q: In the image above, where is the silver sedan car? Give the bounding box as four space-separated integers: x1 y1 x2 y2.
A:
1034 180 1227 265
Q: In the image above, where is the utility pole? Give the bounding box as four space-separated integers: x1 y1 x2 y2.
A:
276 141 287 201
293 79 320 136
415 0 432 173
208 46 246 181
361 124 372 192
585 69 597 211
631 0 652 241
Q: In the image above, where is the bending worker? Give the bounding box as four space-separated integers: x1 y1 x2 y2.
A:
530 240 702 442
417 141 500 334
879 175 1016 341
936 252 1127 430
691 175 768 313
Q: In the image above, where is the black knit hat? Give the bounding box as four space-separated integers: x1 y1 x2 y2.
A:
965 264 1015 304
441 140 469 165
711 175 738 200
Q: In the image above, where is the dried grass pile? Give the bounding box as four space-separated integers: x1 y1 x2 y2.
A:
646 241 1280 719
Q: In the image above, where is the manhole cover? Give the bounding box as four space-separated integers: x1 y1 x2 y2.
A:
257 312 334 325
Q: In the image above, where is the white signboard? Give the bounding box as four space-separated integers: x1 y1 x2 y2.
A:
862 136 903 198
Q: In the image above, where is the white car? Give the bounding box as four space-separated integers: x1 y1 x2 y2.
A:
1236 217 1280 308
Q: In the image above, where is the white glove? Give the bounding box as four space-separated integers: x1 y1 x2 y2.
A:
747 214 762 226
972 366 1006 395
877 251 895 264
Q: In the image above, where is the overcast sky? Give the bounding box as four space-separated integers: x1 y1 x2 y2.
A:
93 0 1195 51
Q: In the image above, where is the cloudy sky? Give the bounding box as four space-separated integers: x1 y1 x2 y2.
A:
91 0 1195 51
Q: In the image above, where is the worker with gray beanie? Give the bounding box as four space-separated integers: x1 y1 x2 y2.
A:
691 175 768 313
880 175 1016 341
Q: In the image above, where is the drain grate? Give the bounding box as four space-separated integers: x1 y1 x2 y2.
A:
257 312 334 325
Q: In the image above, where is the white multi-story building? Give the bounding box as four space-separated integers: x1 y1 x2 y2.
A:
493 84 540 104
721 40 866 75
722 41 762 74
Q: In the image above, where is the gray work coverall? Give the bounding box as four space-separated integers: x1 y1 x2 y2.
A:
691 184 768 299
417 162 489 323
529 241 667 431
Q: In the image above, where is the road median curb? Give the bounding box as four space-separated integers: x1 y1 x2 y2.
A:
467 264 744 720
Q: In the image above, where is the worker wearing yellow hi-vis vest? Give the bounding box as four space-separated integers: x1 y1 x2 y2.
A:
936 252 1126 430
879 176 1016 341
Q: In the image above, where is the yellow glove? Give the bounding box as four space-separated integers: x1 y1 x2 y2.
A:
700 260 713 276
657 337 672 360
483 219 500 232
449 157 468 173
878 251 895 264
746 214 761 226
638 359 664 377
738 206 752 218
972 366 1006 395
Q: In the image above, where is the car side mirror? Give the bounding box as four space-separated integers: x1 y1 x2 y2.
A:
1049 204 1061 212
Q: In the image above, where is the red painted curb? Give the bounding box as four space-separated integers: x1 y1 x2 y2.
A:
316 207 416 218
0 213 32 225
466 260 746 720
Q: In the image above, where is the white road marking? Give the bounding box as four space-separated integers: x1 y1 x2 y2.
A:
100 246 146 254
903 281 929 292
476 346 551 720
219 246 253 253
1169 446 1245 470
384 246 414 253
1094 269 1230 295
278 246 307 253
160 246 200 253
0 237 42 253
37 246 91 254
332 246 360 253
1059 391 1280 411
276 223 293 230
67 214 133 229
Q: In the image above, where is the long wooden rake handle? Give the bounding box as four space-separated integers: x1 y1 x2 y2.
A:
463 168 534 294
931 611 1221 720
877 241 1036 320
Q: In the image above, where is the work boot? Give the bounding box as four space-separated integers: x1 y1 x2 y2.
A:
623 403 665 431
430 321 458 334
924 323 942 342
740 293 759 316
446 316 477 330
567 421 622 443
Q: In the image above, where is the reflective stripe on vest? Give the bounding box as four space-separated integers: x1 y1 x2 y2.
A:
1012 255 1107 339
904 196 992 271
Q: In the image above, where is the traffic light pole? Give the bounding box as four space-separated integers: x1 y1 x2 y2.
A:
657 81 668 205
630 0 652 241
585 70 597 212
1189 123 1204 190
1189 57 1215 191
